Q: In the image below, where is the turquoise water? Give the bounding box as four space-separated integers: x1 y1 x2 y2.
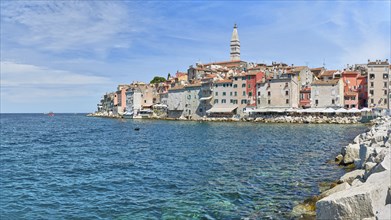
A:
0 114 366 219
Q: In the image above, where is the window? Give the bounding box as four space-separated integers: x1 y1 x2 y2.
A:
384 82 388 88
242 83 246 88
144 100 146 103
370 74 375 79
234 77 238 81
268 100 271 104
286 99 289 104
385 99 387 104
258 91 260 96
285 91 289 96
200 108 203 112
222 99 226 103
268 91 271 96
384 74 389 79
230 84 233 87
241 99 247 104
223 92 226 96
370 90 374 96
215 92 218 96
233 84 238 88
247 76 251 80
385 90 388 95
371 99 374 103
300 93 304 100
215 84 218 88
249 92 252 97
214 99 218 104
258 99 260 104
223 84 226 87
230 92 233 96
243 91 246 96
248 84 251 88
370 82 374 88
315 100 319 105
233 99 238 104
352 96 356 100
234 91 237 96
332 99 335 104
242 77 246 80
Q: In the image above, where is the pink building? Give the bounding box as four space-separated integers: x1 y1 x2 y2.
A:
342 71 367 109
299 87 311 108
246 71 265 107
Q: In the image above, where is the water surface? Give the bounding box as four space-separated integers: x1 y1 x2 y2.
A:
0 114 366 219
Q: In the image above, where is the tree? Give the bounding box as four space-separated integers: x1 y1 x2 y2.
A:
150 76 166 84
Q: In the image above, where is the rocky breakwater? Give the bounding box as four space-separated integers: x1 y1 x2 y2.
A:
316 116 391 219
252 115 361 124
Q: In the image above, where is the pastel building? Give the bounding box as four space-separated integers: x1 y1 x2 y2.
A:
199 76 214 116
367 59 389 109
311 79 344 108
341 71 367 109
257 75 300 109
126 88 142 115
246 71 265 108
208 79 238 117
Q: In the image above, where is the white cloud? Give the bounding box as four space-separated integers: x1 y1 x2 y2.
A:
1 1 145 53
1 61 110 87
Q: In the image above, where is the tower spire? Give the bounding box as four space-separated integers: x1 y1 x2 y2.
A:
230 23 240 61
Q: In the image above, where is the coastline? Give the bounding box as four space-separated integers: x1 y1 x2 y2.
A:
87 113 364 124
294 116 391 219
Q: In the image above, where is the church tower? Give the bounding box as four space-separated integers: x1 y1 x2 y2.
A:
230 24 240 61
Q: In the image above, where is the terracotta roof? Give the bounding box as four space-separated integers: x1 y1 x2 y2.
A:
215 79 233 84
185 83 202 88
300 87 311 92
342 71 360 75
202 60 244 66
368 61 389 66
312 79 339 85
321 70 338 76
168 85 185 91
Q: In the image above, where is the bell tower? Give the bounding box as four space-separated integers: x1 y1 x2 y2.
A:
230 24 240 61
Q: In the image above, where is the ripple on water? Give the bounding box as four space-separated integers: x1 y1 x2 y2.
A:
0 114 367 219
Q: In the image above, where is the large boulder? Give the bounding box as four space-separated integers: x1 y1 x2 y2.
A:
319 182 351 198
316 171 391 220
358 145 375 168
338 169 365 184
341 144 360 164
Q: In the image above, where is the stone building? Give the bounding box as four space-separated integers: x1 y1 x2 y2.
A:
207 79 238 117
367 59 389 109
311 79 344 108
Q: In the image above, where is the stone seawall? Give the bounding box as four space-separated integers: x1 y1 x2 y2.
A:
314 117 391 219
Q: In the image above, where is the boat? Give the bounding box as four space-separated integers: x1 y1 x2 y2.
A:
46 112 54 116
123 111 134 119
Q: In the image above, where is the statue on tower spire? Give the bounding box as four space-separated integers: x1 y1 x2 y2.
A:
230 23 240 61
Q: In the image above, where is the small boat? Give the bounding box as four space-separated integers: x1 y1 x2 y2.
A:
123 111 134 119
47 112 54 116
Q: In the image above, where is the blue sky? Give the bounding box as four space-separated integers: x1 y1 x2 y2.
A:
1 1 390 113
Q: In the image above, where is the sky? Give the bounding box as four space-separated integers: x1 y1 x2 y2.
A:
1 1 390 113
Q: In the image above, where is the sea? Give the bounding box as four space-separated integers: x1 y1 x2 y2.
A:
0 113 367 219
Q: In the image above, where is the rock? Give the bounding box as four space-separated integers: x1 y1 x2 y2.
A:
376 204 391 220
338 169 365 184
316 171 390 220
351 178 364 187
335 154 343 163
342 144 360 164
319 182 351 198
358 145 375 168
364 162 377 172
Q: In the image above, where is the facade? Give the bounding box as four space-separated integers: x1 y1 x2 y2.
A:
183 84 202 119
246 71 265 108
208 79 238 117
257 76 299 109
367 59 389 109
311 79 344 108
167 86 186 118
299 87 311 108
125 88 142 115
199 76 214 116
341 71 367 109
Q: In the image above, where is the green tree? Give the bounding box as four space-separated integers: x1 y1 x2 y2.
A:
150 76 166 84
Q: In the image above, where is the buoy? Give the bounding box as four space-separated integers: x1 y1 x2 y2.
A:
134 127 140 131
